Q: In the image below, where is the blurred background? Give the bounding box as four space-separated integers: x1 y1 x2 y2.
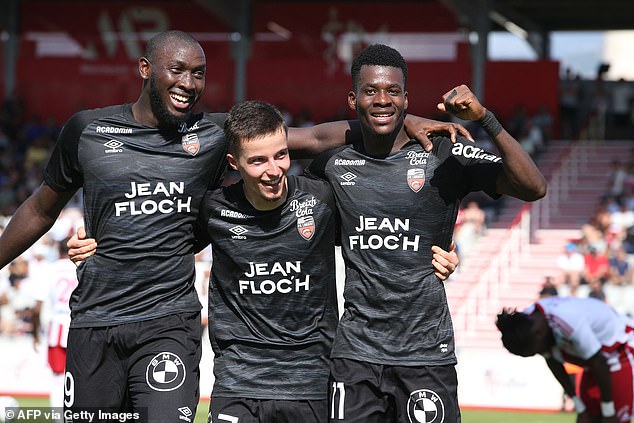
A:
1 0 633 418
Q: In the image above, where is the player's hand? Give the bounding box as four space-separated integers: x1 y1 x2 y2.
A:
67 226 97 265
432 242 459 281
437 85 487 121
404 115 474 152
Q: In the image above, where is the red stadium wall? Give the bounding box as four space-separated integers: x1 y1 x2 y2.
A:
10 0 558 128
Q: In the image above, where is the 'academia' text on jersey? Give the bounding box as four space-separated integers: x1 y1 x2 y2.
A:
306 136 502 366
44 104 228 327
200 175 339 400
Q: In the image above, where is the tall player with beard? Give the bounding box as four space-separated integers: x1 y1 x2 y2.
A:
306 44 547 422
0 32 468 421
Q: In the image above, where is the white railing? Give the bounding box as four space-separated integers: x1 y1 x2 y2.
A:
452 140 606 343
534 141 591 229
452 207 531 336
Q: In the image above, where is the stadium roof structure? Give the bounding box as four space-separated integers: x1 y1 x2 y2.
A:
196 0 634 98
201 0 634 36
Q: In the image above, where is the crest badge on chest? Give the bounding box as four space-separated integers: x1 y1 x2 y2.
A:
407 168 425 192
182 133 200 156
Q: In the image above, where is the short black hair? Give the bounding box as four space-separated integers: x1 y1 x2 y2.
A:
351 44 408 92
144 30 201 63
225 100 288 155
495 309 536 357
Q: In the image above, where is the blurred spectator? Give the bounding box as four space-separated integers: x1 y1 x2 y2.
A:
610 78 632 134
505 104 528 139
588 73 609 141
581 246 610 287
532 104 553 144
555 242 585 294
518 120 544 158
607 247 633 286
454 200 486 258
539 276 559 298
610 202 634 234
607 159 628 200
0 257 36 335
559 68 581 139
588 285 606 301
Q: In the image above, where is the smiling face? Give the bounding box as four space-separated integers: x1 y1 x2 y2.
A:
140 36 206 128
348 65 408 142
227 127 290 211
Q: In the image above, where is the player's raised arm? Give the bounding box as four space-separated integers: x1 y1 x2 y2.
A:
286 115 474 159
438 84 547 201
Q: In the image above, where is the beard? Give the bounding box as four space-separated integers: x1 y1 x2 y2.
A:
148 75 192 130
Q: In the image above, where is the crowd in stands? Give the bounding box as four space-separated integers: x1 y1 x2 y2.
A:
1 74 633 335
551 147 634 314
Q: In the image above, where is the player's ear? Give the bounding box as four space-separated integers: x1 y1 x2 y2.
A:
226 153 238 171
348 90 357 112
139 57 151 80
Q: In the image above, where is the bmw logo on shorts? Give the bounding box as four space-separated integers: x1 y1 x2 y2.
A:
407 389 445 423
146 352 186 391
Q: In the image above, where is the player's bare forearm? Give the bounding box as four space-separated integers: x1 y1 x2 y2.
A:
0 185 74 269
287 121 359 159
546 358 577 398
588 352 614 404
492 127 547 201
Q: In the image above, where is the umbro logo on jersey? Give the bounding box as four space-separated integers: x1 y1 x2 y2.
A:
407 168 425 192
104 140 124 153
182 133 200 156
340 172 357 186
178 407 193 422
407 389 445 423
229 225 248 239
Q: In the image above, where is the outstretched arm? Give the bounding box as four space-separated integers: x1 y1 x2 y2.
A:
0 184 75 269
286 116 474 159
438 85 547 201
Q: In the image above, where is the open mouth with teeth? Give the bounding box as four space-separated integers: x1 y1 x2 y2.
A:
170 92 191 111
370 111 395 124
261 177 284 192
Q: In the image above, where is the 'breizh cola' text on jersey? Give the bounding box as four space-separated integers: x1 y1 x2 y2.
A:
200 176 339 400
306 136 503 366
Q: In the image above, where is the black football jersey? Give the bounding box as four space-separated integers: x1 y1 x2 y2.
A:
44 104 228 327
306 136 502 366
200 175 338 399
